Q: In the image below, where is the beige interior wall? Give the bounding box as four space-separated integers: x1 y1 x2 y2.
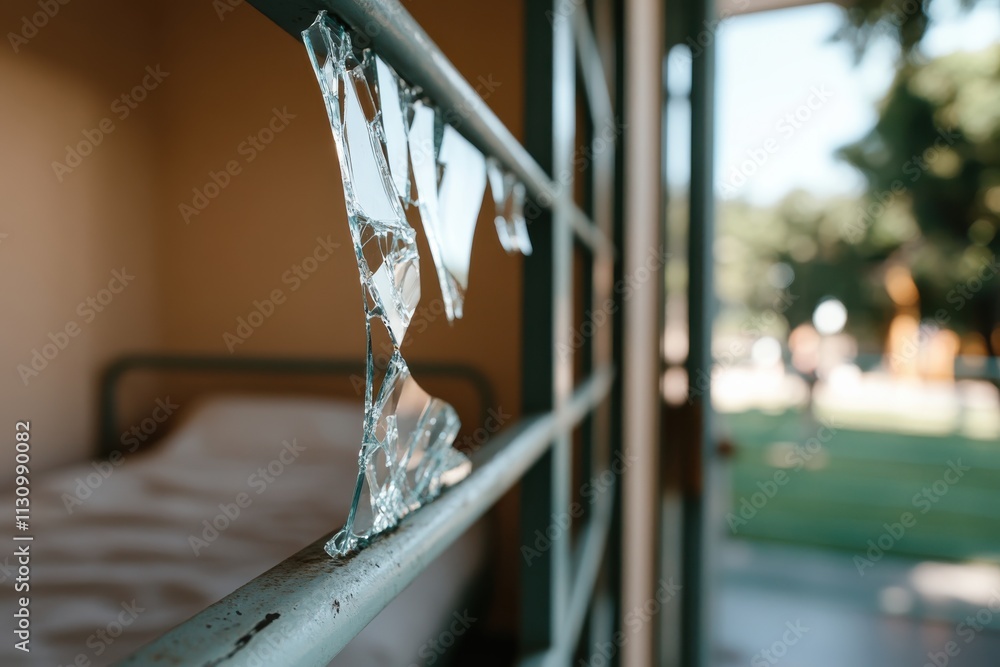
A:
0 1 163 472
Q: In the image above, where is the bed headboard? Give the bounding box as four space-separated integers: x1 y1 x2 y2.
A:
97 353 495 459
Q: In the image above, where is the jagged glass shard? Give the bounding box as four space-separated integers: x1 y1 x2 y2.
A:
438 125 488 285
486 157 533 256
375 57 412 203
303 12 471 556
409 105 488 321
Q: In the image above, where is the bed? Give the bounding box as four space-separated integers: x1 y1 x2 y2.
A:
2 381 489 666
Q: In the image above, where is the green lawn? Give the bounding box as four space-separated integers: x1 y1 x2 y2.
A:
721 409 1000 563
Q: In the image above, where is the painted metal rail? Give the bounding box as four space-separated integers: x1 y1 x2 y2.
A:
117 368 613 666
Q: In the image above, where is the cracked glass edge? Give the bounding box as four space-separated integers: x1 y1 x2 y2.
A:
303 12 476 556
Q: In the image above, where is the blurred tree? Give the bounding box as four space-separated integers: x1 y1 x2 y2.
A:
832 0 984 62
712 10 999 364
839 44 1000 354
717 193 905 345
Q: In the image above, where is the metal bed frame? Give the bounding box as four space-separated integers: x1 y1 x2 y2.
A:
118 1 629 665
96 353 496 459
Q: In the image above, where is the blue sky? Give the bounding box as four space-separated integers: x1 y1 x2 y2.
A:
704 0 1000 205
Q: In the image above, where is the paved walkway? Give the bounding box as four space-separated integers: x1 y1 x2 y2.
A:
715 540 1000 666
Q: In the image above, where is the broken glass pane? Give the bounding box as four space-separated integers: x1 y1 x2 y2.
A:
303 12 471 556
486 157 533 256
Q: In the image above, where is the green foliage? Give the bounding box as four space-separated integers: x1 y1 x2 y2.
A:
717 194 899 343
714 11 999 353
840 45 1000 338
830 0 982 62
832 0 932 61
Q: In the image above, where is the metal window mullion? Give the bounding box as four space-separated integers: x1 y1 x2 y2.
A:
584 0 617 497
622 0 664 665
681 0 717 662
520 0 567 661
573 7 619 660
608 0 628 662
551 0 578 657
588 0 622 660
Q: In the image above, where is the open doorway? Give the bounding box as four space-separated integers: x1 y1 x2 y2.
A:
664 0 1000 664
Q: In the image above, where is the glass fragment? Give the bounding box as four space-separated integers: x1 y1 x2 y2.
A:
408 106 489 320
486 157 533 256
303 12 471 556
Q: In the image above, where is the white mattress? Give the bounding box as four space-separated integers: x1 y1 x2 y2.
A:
0 395 486 666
